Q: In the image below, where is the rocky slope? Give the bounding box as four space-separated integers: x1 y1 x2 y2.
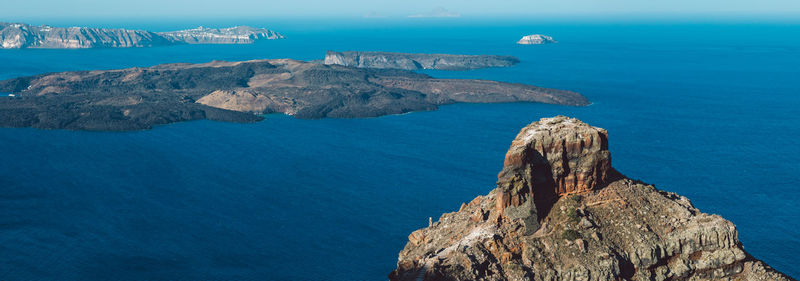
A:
0 60 587 131
517 34 557 45
156 26 284 44
390 116 794 281
0 22 283 49
324 51 519 70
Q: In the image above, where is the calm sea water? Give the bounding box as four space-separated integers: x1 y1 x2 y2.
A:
0 20 798 280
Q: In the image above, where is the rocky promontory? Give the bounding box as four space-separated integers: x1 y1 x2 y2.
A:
0 60 587 131
517 34 557 45
0 22 283 49
390 116 793 281
324 51 520 70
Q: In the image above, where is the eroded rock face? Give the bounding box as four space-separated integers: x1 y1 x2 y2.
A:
496 116 612 233
390 116 793 281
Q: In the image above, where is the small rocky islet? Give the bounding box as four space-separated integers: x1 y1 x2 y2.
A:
390 116 793 281
517 34 557 45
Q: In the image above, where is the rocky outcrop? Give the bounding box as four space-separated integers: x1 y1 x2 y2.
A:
0 60 588 131
324 51 519 71
156 26 284 44
390 116 794 281
195 90 273 113
496 117 613 234
0 22 283 49
517 34 557 45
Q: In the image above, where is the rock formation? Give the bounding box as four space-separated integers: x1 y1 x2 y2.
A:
390 116 794 281
324 51 519 71
0 60 588 131
496 117 613 235
0 22 283 49
517 34 557 45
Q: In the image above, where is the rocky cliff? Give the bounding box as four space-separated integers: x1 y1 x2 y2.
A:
390 116 793 281
156 26 284 44
517 34 557 45
0 22 173 49
324 51 519 70
0 22 283 49
0 60 587 131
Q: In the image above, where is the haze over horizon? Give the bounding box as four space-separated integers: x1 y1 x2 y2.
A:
2 0 799 21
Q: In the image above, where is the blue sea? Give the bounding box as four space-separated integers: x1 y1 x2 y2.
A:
0 19 798 280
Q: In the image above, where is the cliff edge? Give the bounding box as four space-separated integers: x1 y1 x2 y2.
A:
390 116 793 281
324 51 519 71
0 22 172 49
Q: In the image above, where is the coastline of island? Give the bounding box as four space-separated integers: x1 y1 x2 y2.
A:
0 58 587 131
0 22 284 49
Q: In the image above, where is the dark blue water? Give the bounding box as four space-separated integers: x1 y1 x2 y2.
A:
1 20 798 280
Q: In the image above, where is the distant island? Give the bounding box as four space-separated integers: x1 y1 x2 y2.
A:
157 26 284 44
0 59 587 131
324 51 519 70
517 34 557 45
0 22 284 49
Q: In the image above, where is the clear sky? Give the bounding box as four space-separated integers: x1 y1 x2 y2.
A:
2 0 799 20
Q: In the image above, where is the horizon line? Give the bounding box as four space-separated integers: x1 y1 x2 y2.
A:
4 12 800 22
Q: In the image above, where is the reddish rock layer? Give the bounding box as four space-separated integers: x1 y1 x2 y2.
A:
496 116 612 232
